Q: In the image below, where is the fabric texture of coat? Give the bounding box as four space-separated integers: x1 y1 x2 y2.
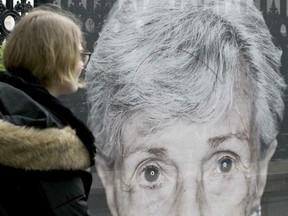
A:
0 71 96 216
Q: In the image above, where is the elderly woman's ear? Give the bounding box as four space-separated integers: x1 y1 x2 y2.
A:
255 139 277 203
95 154 118 216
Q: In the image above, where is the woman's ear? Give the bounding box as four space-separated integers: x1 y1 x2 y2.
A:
256 139 277 202
95 154 118 216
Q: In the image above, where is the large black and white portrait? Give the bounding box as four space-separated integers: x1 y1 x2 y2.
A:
84 0 288 216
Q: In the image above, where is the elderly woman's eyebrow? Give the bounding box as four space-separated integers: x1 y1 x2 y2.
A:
208 132 249 149
123 145 168 158
147 147 167 158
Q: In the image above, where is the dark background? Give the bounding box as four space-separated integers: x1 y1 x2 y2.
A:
0 0 287 215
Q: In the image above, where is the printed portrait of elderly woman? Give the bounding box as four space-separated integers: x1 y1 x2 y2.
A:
85 0 286 215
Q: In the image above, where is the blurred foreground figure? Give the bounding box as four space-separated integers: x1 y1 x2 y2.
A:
0 6 96 216
86 0 285 215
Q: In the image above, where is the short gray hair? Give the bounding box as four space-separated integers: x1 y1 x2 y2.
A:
86 0 286 166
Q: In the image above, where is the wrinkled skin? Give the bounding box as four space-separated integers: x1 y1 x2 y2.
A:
96 83 276 216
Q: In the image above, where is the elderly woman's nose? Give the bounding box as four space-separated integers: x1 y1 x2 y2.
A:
171 178 202 216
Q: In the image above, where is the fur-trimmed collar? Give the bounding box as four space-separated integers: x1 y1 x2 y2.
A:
0 72 96 166
0 119 91 171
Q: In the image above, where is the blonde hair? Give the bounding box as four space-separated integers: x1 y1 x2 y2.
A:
3 9 83 88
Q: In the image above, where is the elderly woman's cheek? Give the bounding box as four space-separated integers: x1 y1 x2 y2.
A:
203 169 251 213
118 180 176 215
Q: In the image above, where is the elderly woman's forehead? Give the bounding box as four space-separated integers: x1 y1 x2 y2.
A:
123 96 253 137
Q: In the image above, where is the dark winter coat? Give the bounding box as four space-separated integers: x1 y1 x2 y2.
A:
0 71 96 216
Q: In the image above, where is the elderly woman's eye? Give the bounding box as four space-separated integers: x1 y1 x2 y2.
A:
219 157 233 173
136 161 171 190
144 165 160 182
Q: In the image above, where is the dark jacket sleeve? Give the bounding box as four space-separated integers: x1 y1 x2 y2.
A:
40 173 92 216
0 82 62 128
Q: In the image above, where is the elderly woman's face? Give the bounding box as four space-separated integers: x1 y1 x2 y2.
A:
97 94 276 216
